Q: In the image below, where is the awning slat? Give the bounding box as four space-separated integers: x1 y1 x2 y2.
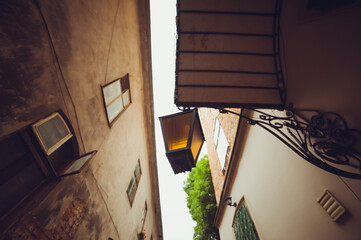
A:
175 0 285 109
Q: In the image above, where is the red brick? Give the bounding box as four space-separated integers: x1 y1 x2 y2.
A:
63 208 71 221
58 227 68 240
68 218 74 226
199 108 240 205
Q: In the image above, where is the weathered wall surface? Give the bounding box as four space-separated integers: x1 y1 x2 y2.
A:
0 0 68 137
0 0 162 239
6 170 119 240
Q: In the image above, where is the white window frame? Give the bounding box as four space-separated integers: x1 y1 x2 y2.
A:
214 118 229 170
31 112 73 156
101 74 131 127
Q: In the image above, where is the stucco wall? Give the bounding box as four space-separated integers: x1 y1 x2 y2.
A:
0 0 162 239
219 124 361 240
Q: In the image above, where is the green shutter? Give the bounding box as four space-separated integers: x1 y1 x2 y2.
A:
129 178 137 201
135 161 141 181
127 161 142 205
127 174 136 200
233 202 259 240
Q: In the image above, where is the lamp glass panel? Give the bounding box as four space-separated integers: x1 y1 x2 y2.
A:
162 111 193 151
190 115 204 160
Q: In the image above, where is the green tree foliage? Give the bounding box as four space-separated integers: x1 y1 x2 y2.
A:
183 155 220 240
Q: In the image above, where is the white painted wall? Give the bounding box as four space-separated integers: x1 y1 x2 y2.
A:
219 125 361 240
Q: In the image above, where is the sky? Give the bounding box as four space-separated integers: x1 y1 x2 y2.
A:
149 0 205 239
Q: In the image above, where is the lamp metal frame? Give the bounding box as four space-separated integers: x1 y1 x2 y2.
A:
159 109 205 174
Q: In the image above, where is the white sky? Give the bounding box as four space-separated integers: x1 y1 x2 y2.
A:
149 0 207 239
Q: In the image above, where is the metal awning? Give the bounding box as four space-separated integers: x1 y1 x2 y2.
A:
175 0 285 109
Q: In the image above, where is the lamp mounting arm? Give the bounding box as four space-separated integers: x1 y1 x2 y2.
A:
216 106 361 179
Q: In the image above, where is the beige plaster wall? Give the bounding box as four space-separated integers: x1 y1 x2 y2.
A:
0 0 162 238
219 124 361 240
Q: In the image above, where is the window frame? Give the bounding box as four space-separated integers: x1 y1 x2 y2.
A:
0 130 49 221
213 118 229 171
126 159 142 206
0 111 89 224
101 74 131 127
232 196 260 240
31 112 73 156
59 150 97 177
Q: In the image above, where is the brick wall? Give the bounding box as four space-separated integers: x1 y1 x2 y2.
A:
5 199 86 240
199 108 240 205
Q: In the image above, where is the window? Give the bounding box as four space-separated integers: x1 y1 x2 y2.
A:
32 112 73 156
213 118 229 170
232 199 260 240
101 74 131 126
59 151 97 177
0 111 94 220
126 160 142 206
32 111 91 177
0 132 46 219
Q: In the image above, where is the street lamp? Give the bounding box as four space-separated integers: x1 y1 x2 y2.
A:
159 109 205 174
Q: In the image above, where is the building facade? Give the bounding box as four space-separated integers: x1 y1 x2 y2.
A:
187 0 361 239
0 0 163 239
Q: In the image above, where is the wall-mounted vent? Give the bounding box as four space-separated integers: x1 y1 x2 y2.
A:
317 190 346 221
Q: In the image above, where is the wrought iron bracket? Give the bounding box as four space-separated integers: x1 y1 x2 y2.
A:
217 106 361 179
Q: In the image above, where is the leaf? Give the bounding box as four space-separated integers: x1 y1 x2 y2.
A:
183 155 220 240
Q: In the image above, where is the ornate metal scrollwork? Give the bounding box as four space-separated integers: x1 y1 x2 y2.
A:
218 107 361 179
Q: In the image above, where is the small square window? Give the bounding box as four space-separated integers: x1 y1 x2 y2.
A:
32 112 73 156
102 74 131 126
